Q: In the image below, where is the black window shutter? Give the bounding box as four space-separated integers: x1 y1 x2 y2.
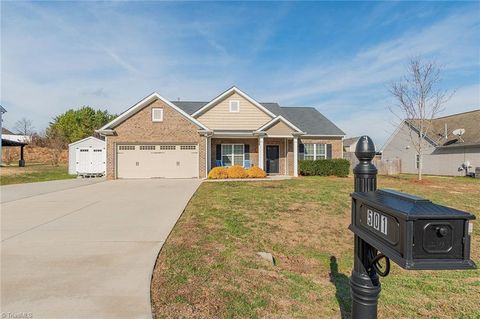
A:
216 144 222 161
299 143 305 160
244 144 250 160
326 144 332 159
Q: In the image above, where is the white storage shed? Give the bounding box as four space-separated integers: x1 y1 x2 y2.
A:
68 136 106 176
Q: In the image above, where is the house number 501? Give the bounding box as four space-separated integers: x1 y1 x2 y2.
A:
367 209 388 236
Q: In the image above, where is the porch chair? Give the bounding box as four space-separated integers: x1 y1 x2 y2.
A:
216 159 224 167
244 160 251 169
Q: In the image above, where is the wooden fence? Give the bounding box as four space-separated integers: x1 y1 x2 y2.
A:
344 152 401 175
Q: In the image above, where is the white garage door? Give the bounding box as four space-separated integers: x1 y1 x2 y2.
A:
117 144 198 179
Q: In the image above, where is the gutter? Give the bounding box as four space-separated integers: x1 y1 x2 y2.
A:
95 129 115 136
436 143 480 149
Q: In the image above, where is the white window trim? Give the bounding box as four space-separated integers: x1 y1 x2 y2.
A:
221 143 245 166
229 100 240 113
304 143 327 160
152 108 164 122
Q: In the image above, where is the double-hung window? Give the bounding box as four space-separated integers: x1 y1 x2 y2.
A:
304 144 315 160
221 144 244 166
303 144 327 160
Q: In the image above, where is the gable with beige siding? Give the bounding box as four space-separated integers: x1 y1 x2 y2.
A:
196 92 272 130
266 121 294 136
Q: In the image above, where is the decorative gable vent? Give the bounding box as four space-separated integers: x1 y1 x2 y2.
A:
152 108 164 122
229 100 240 113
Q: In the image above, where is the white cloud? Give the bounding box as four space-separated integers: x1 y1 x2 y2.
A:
444 84 480 113
270 8 479 103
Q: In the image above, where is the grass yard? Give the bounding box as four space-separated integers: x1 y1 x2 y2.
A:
0 163 74 185
151 175 480 319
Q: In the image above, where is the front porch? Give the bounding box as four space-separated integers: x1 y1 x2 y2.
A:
207 136 299 176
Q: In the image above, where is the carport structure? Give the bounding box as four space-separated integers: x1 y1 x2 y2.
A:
1 138 28 167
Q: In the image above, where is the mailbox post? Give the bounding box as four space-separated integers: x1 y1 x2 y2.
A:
350 136 381 319
349 136 476 319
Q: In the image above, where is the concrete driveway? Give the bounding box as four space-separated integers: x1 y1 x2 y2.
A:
1 179 201 319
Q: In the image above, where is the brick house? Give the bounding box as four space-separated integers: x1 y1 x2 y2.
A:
97 87 345 179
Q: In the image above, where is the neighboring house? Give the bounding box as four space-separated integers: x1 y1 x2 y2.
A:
382 109 480 176
343 136 360 154
97 86 345 179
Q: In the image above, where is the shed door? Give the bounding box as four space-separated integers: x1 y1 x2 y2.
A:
76 148 91 173
76 148 105 174
117 144 198 179
91 148 105 174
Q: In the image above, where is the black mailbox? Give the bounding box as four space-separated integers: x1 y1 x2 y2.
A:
350 189 476 270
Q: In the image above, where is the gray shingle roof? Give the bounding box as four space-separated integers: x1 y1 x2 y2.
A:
280 107 345 135
407 109 480 148
171 101 345 136
171 101 208 115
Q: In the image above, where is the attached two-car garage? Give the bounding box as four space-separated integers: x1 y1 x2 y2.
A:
116 144 199 179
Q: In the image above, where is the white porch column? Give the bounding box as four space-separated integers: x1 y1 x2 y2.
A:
293 136 298 177
258 136 264 170
206 135 212 173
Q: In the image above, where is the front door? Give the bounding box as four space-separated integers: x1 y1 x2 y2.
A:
266 145 279 174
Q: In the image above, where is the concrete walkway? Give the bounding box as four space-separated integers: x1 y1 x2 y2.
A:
1 179 201 318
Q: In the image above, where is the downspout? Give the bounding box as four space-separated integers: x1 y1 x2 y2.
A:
341 136 344 159
105 135 108 177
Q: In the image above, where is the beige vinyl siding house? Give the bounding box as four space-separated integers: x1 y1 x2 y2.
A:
97 86 345 179
382 110 480 176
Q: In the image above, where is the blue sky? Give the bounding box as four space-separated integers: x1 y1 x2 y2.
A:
1 1 479 147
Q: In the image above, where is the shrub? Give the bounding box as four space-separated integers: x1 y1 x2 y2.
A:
246 166 267 178
227 165 248 178
299 159 350 177
208 167 228 179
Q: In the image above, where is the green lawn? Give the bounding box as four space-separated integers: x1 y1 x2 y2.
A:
0 163 74 185
151 175 480 319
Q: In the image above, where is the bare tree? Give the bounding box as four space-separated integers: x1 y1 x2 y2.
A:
46 128 66 166
389 58 453 181
14 118 35 137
